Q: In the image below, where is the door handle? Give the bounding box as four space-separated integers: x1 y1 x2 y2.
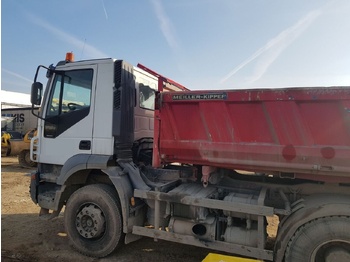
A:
79 140 91 150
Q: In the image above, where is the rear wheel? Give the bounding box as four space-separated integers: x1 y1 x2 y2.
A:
285 216 350 262
18 150 37 168
64 184 124 258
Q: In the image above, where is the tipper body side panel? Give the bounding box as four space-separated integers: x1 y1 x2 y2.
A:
155 87 350 182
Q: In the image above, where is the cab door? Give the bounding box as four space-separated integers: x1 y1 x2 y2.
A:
37 65 96 165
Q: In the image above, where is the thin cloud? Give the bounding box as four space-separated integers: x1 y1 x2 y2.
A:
26 13 108 59
2 68 32 83
220 9 322 84
101 0 108 20
150 0 179 50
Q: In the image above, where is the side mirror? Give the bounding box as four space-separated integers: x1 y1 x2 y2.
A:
31 82 43 105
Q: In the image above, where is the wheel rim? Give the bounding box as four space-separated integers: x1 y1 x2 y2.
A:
311 240 350 262
75 204 106 239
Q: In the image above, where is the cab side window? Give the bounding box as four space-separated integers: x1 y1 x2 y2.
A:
139 83 156 110
44 69 93 138
47 70 93 117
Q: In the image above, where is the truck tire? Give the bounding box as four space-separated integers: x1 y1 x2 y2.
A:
18 150 37 168
64 184 124 258
284 216 350 262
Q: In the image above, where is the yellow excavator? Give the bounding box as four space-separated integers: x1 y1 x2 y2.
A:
1 128 37 168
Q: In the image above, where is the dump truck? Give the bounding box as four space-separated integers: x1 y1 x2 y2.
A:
29 53 350 262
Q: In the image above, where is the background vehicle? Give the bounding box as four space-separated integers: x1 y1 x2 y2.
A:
2 107 39 135
29 53 350 261
1 128 37 167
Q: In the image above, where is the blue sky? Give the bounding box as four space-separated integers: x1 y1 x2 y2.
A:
2 0 350 94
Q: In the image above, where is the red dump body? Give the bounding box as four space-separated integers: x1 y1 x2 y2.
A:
153 87 350 183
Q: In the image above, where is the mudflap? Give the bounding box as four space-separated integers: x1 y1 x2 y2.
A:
29 171 39 204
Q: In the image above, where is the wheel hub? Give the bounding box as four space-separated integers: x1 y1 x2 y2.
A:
325 247 350 261
312 240 350 262
75 204 105 239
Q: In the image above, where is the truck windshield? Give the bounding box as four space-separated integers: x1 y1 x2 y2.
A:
46 69 93 117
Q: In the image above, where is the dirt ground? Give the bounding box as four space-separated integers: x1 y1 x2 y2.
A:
1 156 277 262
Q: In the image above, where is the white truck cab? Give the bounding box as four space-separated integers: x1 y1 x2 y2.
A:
31 55 157 166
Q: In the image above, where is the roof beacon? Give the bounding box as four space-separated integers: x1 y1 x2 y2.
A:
65 52 74 62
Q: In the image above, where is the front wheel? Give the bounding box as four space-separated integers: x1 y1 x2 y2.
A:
64 184 124 258
284 216 350 262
